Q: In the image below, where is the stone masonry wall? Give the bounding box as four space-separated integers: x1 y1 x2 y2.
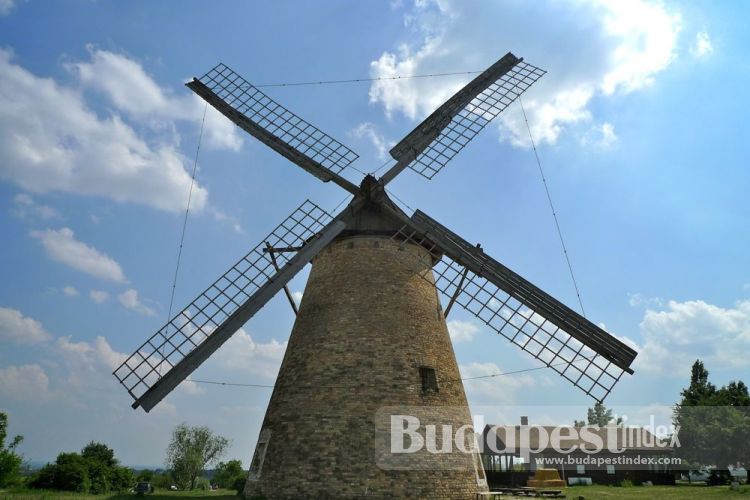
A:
244 236 487 499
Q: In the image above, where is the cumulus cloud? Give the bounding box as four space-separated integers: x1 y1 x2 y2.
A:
581 122 618 148
627 293 664 308
68 46 242 152
180 378 206 396
690 31 713 58
31 227 127 283
211 329 287 379
369 0 682 148
0 48 215 213
57 335 127 372
62 286 79 297
0 0 16 16
53 335 130 401
634 299 750 376
0 307 52 344
350 122 392 161
12 193 60 220
0 364 50 401
447 319 479 343
89 289 109 304
460 362 536 405
291 291 304 307
117 289 156 316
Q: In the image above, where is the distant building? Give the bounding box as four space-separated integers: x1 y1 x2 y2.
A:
480 418 676 487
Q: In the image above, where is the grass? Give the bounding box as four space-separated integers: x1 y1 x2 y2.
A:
3 484 749 499
563 483 750 499
0 489 237 499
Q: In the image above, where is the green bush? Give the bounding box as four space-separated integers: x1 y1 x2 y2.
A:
619 479 634 487
151 471 174 489
195 477 211 490
213 459 245 488
0 412 24 487
111 466 135 492
87 460 110 494
136 469 154 482
28 464 56 490
28 442 134 494
232 475 246 495
52 453 91 492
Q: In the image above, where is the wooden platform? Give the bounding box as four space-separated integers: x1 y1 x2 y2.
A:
478 486 565 498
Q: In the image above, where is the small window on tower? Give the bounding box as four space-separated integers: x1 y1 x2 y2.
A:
419 366 438 394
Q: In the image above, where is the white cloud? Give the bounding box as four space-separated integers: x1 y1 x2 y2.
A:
62 286 79 297
0 48 211 213
369 0 682 148
690 31 713 58
211 329 287 379
291 290 304 307
447 319 479 343
634 299 750 376
180 378 206 396
0 0 15 16
90 289 109 304
350 122 391 161
69 46 243 152
31 227 127 283
0 307 52 344
211 208 244 234
57 335 127 372
53 335 129 400
0 364 50 401
627 292 663 308
581 122 618 148
460 362 536 405
118 289 156 317
12 193 60 220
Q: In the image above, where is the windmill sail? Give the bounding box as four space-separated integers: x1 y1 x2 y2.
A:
391 209 637 402
113 201 345 412
381 53 546 184
187 64 360 194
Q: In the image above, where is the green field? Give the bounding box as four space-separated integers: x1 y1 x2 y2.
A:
563 483 750 499
1 485 749 499
0 489 237 500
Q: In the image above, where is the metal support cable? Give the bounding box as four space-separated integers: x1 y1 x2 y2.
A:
254 70 483 89
519 97 586 317
188 353 599 390
161 103 208 374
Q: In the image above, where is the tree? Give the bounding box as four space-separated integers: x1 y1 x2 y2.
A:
136 469 154 482
29 442 133 493
213 459 245 489
680 360 717 406
51 452 91 493
573 402 622 427
0 412 24 487
674 359 750 471
165 423 230 490
110 466 135 492
81 441 118 468
718 381 750 408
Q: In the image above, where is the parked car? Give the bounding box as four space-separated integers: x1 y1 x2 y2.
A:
134 482 154 495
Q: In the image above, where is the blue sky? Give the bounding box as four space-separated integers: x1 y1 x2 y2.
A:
1 0 749 467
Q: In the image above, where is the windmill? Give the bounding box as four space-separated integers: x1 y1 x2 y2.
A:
114 52 637 498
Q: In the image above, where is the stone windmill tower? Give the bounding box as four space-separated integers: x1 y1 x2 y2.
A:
114 53 637 499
